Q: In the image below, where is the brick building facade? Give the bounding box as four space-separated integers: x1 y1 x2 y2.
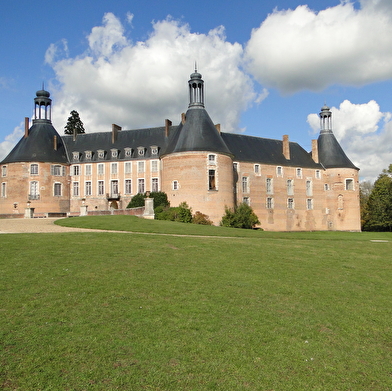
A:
0 70 361 231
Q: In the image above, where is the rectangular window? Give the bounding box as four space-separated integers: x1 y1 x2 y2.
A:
315 170 321 179
111 162 118 175
296 168 302 178
266 178 273 194
1 182 6 197
1 166 7 177
287 179 294 195
138 178 145 193
233 162 238 172
151 160 159 172
209 169 216 190
138 161 145 173
111 180 119 196
85 181 92 196
243 197 250 205
73 165 80 176
125 179 132 194
287 198 294 209
173 180 178 190
254 164 260 174
276 166 283 177
73 182 79 197
324 183 330 191
30 164 39 175
54 183 62 196
208 154 216 164
85 164 92 176
242 176 249 193
266 197 273 209
307 198 313 210
125 162 132 174
345 178 354 190
306 180 313 196
29 181 39 200
97 163 104 176
152 178 159 192
98 180 105 196
51 165 63 176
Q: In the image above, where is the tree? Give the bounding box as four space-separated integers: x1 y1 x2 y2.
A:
127 191 170 209
360 180 373 229
64 110 85 135
363 165 392 231
220 203 260 229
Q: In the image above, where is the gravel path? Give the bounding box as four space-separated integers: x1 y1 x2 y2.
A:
0 218 99 234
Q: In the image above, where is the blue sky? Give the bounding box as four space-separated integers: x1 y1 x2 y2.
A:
1 0 391 181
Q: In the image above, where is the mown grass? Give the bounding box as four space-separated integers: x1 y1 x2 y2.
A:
1 216 392 390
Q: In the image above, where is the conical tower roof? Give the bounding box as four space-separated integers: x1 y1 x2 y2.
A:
1 89 68 164
163 70 232 156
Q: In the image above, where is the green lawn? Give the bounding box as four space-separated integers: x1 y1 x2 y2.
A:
1 216 392 390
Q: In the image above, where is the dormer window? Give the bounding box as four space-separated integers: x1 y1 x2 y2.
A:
85 151 92 160
124 148 132 158
72 152 80 161
137 147 145 157
97 150 105 160
151 146 158 156
111 149 118 159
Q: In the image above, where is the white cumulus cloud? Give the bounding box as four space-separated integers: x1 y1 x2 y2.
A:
47 13 255 134
0 123 24 161
307 100 392 181
245 0 392 93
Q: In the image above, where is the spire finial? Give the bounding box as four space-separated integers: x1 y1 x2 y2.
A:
194 61 197 73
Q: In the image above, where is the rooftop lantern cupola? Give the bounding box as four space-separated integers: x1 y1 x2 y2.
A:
319 104 332 134
34 86 52 123
188 67 204 108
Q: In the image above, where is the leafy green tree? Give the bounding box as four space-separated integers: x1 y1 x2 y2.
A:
192 211 213 225
64 110 85 135
363 165 392 231
155 202 192 223
360 180 373 229
220 203 260 229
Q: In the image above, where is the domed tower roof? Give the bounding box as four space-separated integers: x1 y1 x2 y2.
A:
317 104 358 169
1 88 68 164
163 70 232 156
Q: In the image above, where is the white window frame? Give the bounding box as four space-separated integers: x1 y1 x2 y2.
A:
54 182 62 197
124 162 132 175
125 179 132 195
98 180 105 196
73 181 79 197
307 198 313 210
138 178 145 194
243 197 250 205
266 177 273 194
287 179 294 195
254 164 260 175
111 162 118 175
296 168 302 178
85 164 92 176
242 176 249 193
152 178 159 192
30 163 39 175
1 165 7 177
315 170 321 179
138 161 145 173
97 163 104 176
306 179 313 196
172 180 179 190
345 178 354 191
266 197 274 209
85 181 92 196
151 160 159 173
72 165 80 176
1 182 6 197
276 166 283 177
287 198 294 209
111 180 119 196
29 181 39 200
208 154 216 165
233 162 239 172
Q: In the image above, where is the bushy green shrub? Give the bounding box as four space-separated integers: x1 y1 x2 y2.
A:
127 191 170 209
192 211 213 225
155 202 193 223
220 203 260 229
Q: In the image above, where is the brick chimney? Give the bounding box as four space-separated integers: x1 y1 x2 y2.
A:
112 124 122 143
312 139 319 163
24 117 29 138
181 113 186 125
215 124 221 134
53 135 57 151
283 135 290 160
165 119 172 137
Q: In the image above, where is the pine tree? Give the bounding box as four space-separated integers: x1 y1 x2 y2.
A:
64 110 85 135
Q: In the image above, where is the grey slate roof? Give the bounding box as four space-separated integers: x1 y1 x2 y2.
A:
317 130 358 169
1 120 68 164
62 126 178 161
162 108 232 156
222 133 322 168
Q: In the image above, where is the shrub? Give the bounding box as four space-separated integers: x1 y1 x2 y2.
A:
127 191 170 209
220 203 260 229
155 202 192 223
192 211 213 225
